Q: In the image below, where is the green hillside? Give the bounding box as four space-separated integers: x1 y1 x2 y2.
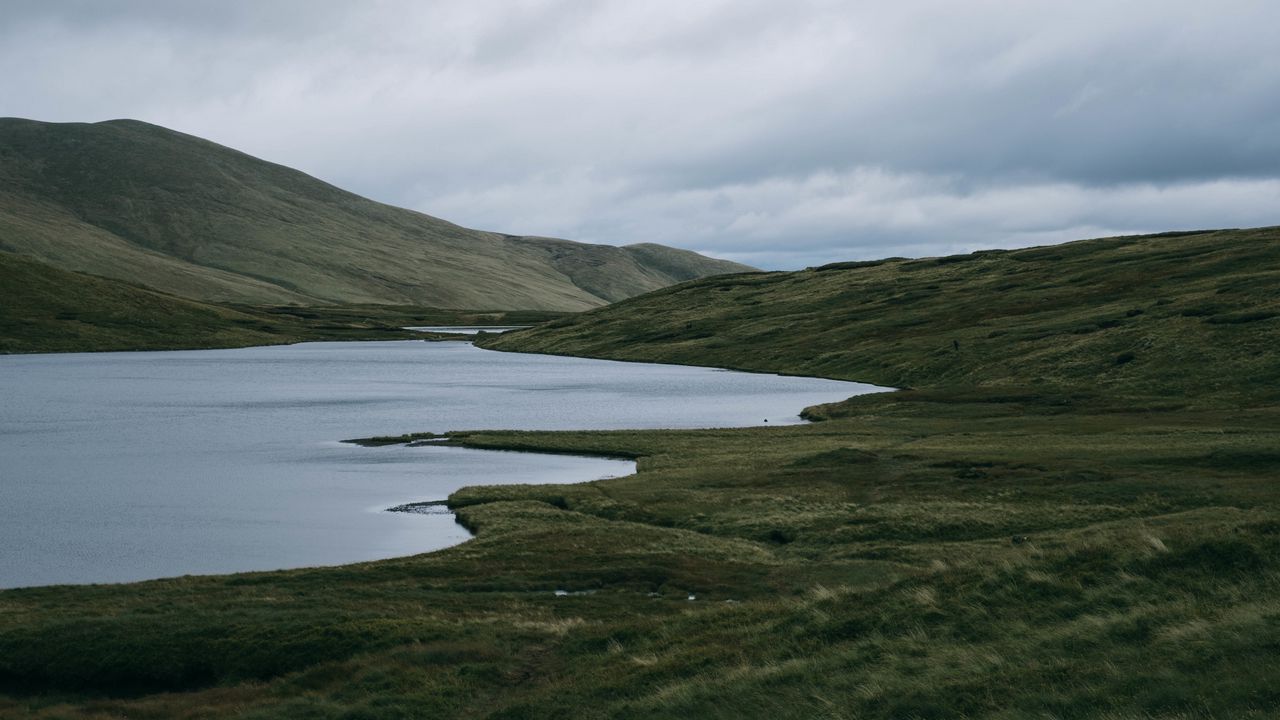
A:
0 250 417 352
0 118 751 310
0 250 571 353
2 230 1278 718
483 226 1280 401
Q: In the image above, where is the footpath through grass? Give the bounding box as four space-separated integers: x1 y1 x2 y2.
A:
1 229 1278 718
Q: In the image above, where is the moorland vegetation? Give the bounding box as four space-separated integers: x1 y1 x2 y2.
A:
2 228 1278 718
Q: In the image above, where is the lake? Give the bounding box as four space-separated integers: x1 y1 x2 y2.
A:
0 341 881 588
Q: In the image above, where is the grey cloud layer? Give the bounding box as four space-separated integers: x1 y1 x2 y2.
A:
3 0 1277 268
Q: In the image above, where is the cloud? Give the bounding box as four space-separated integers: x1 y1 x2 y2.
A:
427 166 1280 267
2 0 1278 268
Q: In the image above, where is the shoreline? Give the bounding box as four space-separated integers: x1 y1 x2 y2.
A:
4 340 860 590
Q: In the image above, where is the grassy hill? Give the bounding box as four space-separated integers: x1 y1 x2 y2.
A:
482 226 1280 401
2 229 1278 718
0 118 751 310
0 250 566 353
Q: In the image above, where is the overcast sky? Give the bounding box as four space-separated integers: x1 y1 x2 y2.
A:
3 1 1278 268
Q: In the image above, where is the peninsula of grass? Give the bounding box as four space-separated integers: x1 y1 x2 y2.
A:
1 228 1278 719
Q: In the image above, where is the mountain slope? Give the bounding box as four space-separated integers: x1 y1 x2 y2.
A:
0 118 752 310
482 226 1280 401
0 250 427 352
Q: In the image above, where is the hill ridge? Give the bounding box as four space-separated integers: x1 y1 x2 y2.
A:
482 226 1280 401
0 117 752 310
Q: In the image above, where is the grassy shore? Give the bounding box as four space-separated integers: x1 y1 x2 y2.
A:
1 229 1278 718
0 250 566 353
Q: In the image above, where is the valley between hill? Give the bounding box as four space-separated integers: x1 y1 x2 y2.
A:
1 228 1277 718
0 117 751 311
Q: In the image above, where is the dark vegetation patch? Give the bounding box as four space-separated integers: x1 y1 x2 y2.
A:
789 448 880 467
1150 450 1280 473
1206 310 1279 324
812 258 904 271
343 432 445 447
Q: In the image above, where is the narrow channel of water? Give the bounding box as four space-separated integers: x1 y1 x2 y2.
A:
0 341 883 588
403 326 530 334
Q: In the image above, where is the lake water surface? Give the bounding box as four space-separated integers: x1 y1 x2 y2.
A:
0 341 881 588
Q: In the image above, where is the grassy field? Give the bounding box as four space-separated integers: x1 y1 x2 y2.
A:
1 229 1278 718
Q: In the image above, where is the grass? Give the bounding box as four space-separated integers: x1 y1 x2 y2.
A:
482 227 1280 402
0 250 568 353
1 229 1278 718
0 117 751 310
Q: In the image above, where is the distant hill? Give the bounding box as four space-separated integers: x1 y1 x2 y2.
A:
0 118 752 310
482 227 1280 401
